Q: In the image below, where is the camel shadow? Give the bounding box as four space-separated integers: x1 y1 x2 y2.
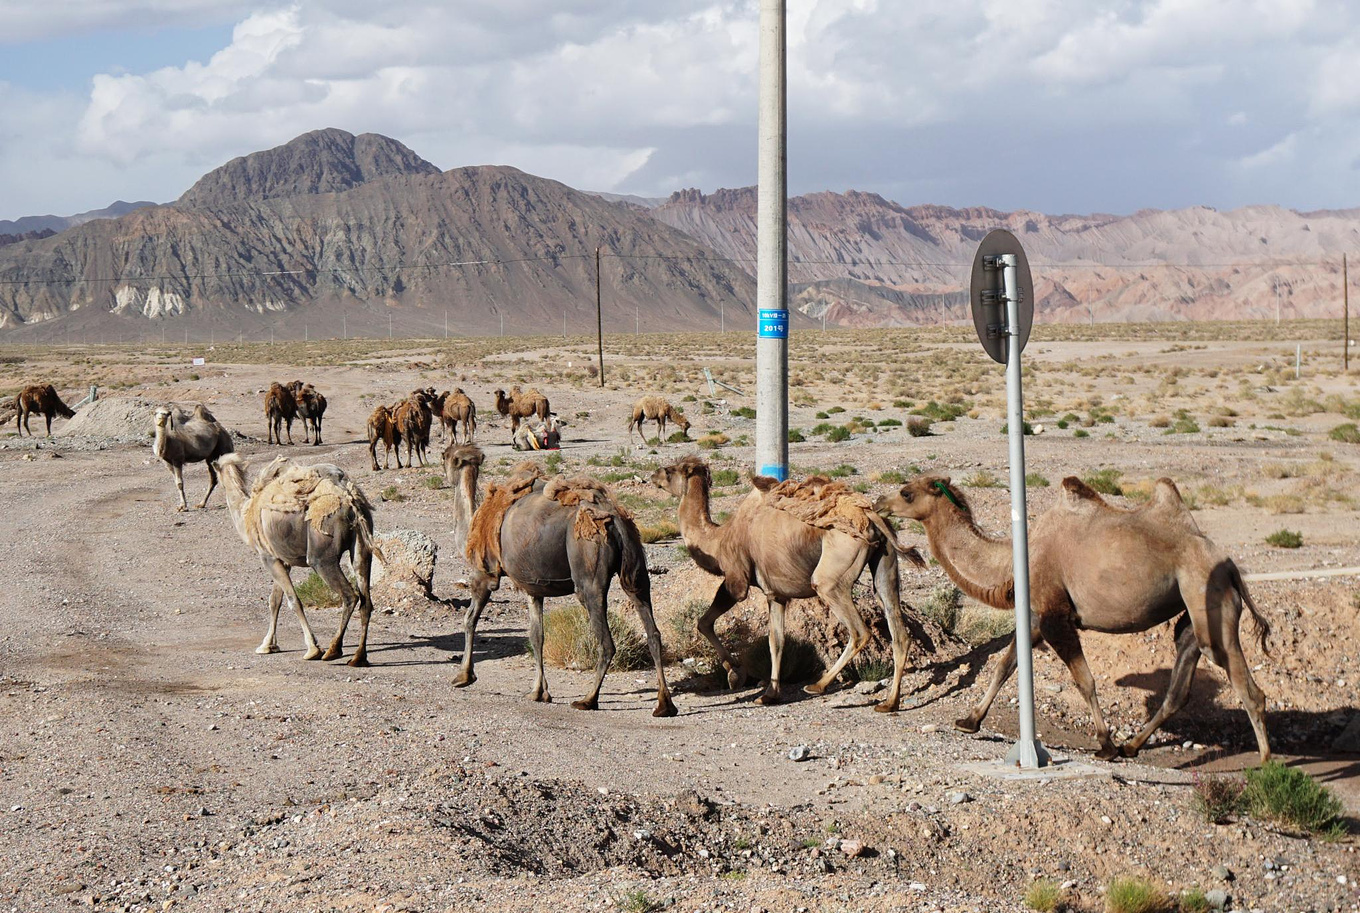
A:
899 632 1012 708
366 626 527 666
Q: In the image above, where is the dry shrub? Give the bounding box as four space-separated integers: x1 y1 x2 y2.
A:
536 606 650 671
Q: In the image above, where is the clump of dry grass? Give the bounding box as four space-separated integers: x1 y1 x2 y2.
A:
535 606 650 671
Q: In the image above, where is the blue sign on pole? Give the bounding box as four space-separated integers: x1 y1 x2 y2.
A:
758 308 789 339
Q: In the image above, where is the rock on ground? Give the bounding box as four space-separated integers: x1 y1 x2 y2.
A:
372 527 438 607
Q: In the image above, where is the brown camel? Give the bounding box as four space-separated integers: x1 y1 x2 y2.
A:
265 382 297 445
874 474 1272 762
494 386 550 434
628 395 691 442
393 391 432 467
651 456 924 711
367 404 402 470
441 388 477 444
287 381 327 445
443 443 675 716
217 454 380 666
14 384 75 436
153 404 235 510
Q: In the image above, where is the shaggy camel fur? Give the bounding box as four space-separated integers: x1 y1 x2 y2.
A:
628 395 690 442
218 454 380 666
287 381 327 445
494 386 550 434
874 474 1272 762
652 456 925 711
154 404 235 510
14 384 75 436
443 443 675 716
367 405 403 471
394 391 432 467
440 389 477 444
265 382 297 445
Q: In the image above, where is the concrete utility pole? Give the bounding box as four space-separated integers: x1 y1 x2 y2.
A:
755 0 789 480
595 246 606 387
1345 255 1350 372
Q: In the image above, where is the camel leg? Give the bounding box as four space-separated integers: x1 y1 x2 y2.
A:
266 558 322 659
1121 615 1199 757
45 412 53 436
757 598 787 705
956 637 1019 732
869 546 907 713
256 584 284 654
629 595 677 717
318 561 361 664
526 596 552 703
369 439 381 471
1191 572 1271 763
572 582 615 712
1042 613 1117 760
805 551 872 695
285 418 294 445
197 461 219 509
697 586 745 688
171 464 188 512
453 577 495 686
349 538 375 667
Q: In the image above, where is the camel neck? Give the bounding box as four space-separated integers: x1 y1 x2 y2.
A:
676 474 724 566
924 507 1017 610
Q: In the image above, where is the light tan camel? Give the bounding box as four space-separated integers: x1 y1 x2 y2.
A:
443 443 675 716
441 389 477 444
218 454 380 666
153 404 234 510
494 386 550 434
14 384 75 436
628 395 690 442
874 474 1272 762
651 456 924 711
367 404 402 470
265 382 297 445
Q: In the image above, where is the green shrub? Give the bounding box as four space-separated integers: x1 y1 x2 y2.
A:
1265 528 1303 548
827 464 858 478
1024 879 1063 913
533 606 650 671
731 406 756 419
423 474 445 490
1082 468 1123 496
787 428 806 443
666 430 690 443
1178 888 1211 913
1025 472 1050 488
815 411 829 420
1001 421 1034 435
1244 760 1346 837
1073 429 1090 438
1104 876 1170 913
849 656 894 684
912 400 967 422
892 399 912 408
906 416 933 437
919 585 962 632
965 469 1003 488
827 406 846 414
827 426 851 443
878 417 902 427
617 889 660 913
380 485 405 502
1055 419 1069 430
294 571 342 608
1328 423 1360 443
711 468 741 486
876 469 906 484
545 452 565 474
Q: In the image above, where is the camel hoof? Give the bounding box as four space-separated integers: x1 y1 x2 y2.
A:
570 698 598 711
321 646 342 661
347 653 369 668
725 668 746 690
653 700 678 718
873 699 900 714
175 505 187 513
451 671 476 688
954 717 982 734
528 691 552 704
1119 742 1141 759
1095 744 1120 762
302 647 323 660
755 689 784 705
802 682 828 696
255 644 280 655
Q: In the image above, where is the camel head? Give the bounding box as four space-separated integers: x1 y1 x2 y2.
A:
154 407 173 431
494 389 511 415
442 442 484 485
674 412 691 434
651 454 710 498
874 474 970 521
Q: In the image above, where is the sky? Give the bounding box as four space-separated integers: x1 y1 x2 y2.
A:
1 0 1358 222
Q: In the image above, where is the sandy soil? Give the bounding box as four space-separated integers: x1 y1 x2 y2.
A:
1 325 1358 913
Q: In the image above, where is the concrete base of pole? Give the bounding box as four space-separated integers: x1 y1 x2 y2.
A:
957 757 1105 782
1004 738 1052 770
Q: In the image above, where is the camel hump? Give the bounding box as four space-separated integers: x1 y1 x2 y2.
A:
192 403 218 423
1152 477 1186 508
750 474 779 492
1058 476 1111 512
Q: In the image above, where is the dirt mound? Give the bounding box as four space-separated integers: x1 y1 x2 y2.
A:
55 395 161 442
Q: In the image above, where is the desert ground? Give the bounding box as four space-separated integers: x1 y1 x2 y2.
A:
1 320 1358 913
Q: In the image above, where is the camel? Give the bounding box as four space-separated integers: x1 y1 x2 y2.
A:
494 386 550 434
628 395 690 443
265 382 297 445
394 391 432 467
288 381 327 445
428 391 450 440
217 454 380 666
367 404 403 471
512 414 564 451
153 404 235 510
440 389 477 444
873 474 1272 762
14 384 75 436
442 443 675 716
651 456 925 711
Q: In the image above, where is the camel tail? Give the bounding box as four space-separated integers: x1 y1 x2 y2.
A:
867 511 926 568
1230 561 1270 656
354 502 386 567
614 512 652 604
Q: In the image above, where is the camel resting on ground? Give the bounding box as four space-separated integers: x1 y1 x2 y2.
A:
154 404 235 510
651 456 925 711
367 404 403 470
14 384 75 436
265 382 298 445
874 473 1272 762
218 454 380 666
628 395 690 442
441 389 477 444
494 386 550 434
288 381 327 445
443 443 675 716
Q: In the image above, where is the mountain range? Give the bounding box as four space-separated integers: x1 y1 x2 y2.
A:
0 128 1353 340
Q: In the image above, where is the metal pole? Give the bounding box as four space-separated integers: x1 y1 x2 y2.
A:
636 305 639 335
1276 280 1281 325
1345 255 1349 372
595 246 605 386
721 301 724 333
444 309 448 339
564 309 567 339
500 313 504 337
754 0 788 481
1000 252 1050 771
1296 344 1301 379
389 314 392 339
305 322 308 342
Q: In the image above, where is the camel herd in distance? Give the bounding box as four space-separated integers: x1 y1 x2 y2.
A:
12 377 1276 766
